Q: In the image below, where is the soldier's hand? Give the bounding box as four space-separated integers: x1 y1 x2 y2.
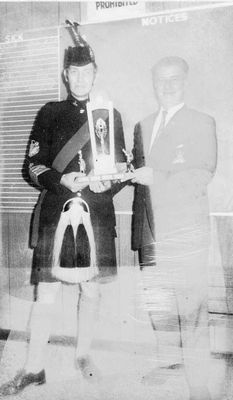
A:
60 172 88 193
89 179 111 193
87 170 111 193
131 167 153 185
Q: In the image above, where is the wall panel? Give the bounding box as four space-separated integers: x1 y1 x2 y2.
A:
0 27 60 212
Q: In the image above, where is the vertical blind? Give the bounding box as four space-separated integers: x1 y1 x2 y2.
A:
0 28 60 212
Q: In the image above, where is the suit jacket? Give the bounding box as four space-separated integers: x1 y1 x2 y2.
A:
132 105 217 250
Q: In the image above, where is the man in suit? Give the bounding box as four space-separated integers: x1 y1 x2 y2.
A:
0 24 126 395
132 56 217 400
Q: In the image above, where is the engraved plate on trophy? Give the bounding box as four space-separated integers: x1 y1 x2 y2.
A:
87 99 116 175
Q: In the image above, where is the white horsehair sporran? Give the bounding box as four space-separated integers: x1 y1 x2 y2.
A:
52 197 98 283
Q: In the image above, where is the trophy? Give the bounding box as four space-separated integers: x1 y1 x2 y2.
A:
76 96 135 185
86 98 116 175
122 149 134 173
78 150 86 174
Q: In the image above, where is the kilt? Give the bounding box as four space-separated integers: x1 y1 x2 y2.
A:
30 193 117 284
31 222 117 284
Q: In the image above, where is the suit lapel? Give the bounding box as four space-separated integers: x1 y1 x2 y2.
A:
141 113 157 159
140 106 187 163
162 104 187 137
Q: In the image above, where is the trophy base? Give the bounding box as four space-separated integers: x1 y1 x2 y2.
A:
94 155 117 175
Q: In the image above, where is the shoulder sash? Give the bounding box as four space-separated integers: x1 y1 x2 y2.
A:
52 120 90 172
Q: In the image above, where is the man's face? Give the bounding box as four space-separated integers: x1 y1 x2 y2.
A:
65 63 96 100
153 64 187 110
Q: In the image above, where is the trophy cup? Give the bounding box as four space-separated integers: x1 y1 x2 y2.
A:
122 149 134 173
75 96 135 185
86 98 116 176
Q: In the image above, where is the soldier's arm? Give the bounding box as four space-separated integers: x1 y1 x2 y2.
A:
27 103 63 193
27 103 82 194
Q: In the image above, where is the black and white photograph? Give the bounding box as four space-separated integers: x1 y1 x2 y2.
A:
0 1 233 399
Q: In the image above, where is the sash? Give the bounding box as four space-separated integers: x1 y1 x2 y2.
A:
30 120 91 248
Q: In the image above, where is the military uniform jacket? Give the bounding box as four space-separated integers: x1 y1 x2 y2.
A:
132 105 217 251
27 95 125 282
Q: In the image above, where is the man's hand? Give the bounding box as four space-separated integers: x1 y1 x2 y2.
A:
89 179 111 193
60 172 88 193
131 167 154 185
86 169 110 193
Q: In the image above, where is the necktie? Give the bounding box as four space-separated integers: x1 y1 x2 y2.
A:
156 110 167 140
149 110 167 154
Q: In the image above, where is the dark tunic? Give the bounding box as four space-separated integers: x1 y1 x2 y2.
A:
27 95 126 283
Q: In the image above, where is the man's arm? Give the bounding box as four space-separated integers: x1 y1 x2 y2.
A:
166 116 217 197
132 115 217 195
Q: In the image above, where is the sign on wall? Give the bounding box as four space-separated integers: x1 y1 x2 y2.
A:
81 1 232 23
83 2 146 23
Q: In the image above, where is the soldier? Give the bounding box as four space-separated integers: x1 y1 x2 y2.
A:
0 24 126 395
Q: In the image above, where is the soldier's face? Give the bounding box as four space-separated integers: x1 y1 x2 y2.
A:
66 63 96 100
153 64 187 110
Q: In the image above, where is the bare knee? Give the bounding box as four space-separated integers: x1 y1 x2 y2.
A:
35 282 61 304
79 282 100 301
